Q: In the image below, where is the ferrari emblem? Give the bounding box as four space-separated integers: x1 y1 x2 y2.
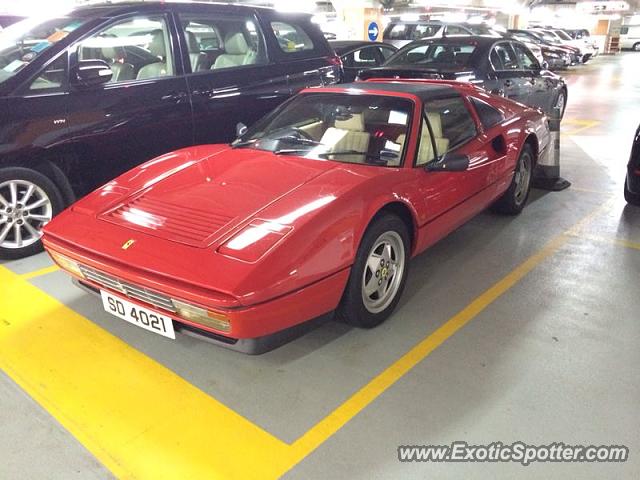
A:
121 239 136 250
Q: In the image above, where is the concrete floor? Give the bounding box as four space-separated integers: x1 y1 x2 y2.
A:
1 53 639 479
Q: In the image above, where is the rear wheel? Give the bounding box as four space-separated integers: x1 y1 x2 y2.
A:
491 145 534 215
624 177 640 205
337 214 410 328
0 167 64 260
633 43 640 52
555 89 567 120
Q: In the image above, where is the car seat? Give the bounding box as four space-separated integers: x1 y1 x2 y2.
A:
212 32 256 69
396 112 450 165
186 30 206 72
137 30 169 79
102 46 135 82
320 113 371 163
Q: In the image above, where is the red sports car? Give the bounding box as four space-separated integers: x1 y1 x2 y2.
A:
43 80 550 353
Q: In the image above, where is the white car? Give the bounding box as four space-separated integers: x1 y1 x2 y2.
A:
620 25 640 51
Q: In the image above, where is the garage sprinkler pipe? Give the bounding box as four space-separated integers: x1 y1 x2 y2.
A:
533 106 571 191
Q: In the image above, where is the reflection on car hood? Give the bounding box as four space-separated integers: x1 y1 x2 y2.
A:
99 148 336 247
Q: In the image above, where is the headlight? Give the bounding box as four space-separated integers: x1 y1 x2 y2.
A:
49 251 84 278
218 220 292 262
172 300 231 332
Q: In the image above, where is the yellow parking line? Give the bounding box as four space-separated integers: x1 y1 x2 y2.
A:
0 200 613 479
561 119 600 136
570 232 640 251
0 268 290 480
20 264 59 281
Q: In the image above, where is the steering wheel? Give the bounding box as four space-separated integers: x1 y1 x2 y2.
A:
291 127 315 141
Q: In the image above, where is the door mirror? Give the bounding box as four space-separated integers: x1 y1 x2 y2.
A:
426 152 470 172
236 122 248 137
72 60 112 87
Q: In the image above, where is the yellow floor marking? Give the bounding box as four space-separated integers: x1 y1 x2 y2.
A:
561 119 601 136
0 200 613 479
0 268 290 480
569 231 640 251
19 264 59 281
570 186 613 195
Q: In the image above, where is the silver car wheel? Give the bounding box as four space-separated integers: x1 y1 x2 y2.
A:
361 231 405 314
0 180 53 250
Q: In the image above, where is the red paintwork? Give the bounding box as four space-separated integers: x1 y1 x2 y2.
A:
43 81 548 341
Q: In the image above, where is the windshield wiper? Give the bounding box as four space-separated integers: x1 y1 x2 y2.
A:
278 135 323 146
231 139 257 149
273 148 311 156
318 151 398 164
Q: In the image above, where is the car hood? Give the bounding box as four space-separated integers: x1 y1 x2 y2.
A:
98 148 336 248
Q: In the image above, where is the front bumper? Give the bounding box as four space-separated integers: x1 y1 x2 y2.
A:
44 239 350 353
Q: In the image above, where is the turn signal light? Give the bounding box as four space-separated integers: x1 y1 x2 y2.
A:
49 251 84 278
172 299 231 332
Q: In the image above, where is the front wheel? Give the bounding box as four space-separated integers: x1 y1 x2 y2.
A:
0 167 64 260
624 177 640 205
633 43 640 52
554 89 567 120
491 145 534 215
337 214 410 328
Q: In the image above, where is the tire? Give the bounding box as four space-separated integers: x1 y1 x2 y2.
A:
337 213 410 328
633 43 640 52
0 167 64 260
491 145 534 215
624 178 640 206
554 89 567 120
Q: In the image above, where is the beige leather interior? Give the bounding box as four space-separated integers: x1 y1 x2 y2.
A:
102 46 134 82
186 31 206 72
397 112 450 166
213 32 256 69
137 30 170 80
298 121 325 140
320 114 371 163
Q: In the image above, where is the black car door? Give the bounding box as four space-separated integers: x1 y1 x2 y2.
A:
487 42 530 106
176 6 290 144
264 15 340 95
342 45 383 82
511 41 552 114
63 11 193 191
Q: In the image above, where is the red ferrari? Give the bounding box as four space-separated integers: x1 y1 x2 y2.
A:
43 80 550 353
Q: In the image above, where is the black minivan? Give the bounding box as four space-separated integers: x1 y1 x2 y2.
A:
0 2 341 259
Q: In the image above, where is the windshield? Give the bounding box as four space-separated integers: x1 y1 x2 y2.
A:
539 30 560 42
385 23 440 41
0 16 86 85
554 30 572 41
233 93 414 167
388 42 477 67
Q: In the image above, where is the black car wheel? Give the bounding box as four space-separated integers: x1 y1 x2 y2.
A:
624 177 640 205
491 145 534 215
633 43 640 52
337 213 410 328
0 167 64 260
555 89 567 120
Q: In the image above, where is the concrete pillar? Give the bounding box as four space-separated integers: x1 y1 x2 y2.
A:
332 0 383 41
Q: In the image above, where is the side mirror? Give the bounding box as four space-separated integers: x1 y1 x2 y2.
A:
426 152 470 172
236 122 248 137
541 61 549 70
72 60 112 87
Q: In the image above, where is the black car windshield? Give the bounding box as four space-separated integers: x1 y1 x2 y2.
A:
233 93 413 167
0 16 86 84
387 42 477 67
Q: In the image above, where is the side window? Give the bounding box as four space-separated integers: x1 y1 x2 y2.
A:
425 96 477 153
77 15 174 82
271 21 314 53
470 97 505 130
352 47 379 67
29 53 67 92
378 46 395 61
445 25 468 36
491 44 518 71
179 14 266 72
386 24 408 40
512 43 539 70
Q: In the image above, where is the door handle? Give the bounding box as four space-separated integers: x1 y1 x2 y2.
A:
161 91 188 102
504 79 514 87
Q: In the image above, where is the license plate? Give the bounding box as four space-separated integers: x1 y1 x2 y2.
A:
100 290 175 339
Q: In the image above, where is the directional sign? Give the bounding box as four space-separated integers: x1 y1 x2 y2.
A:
368 21 379 41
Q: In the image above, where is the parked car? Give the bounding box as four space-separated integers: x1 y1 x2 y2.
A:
619 25 640 51
510 29 580 65
382 20 476 48
0 1 341 259
534 28 593 63
43 79 549 353
507 29 572 70
330 40 397 82
625 124 640 205
563 28 599 57
357 37 568 119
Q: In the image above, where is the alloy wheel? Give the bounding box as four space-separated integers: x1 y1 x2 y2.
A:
513 151 532 206
0 180 53 250
361 231 406 314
